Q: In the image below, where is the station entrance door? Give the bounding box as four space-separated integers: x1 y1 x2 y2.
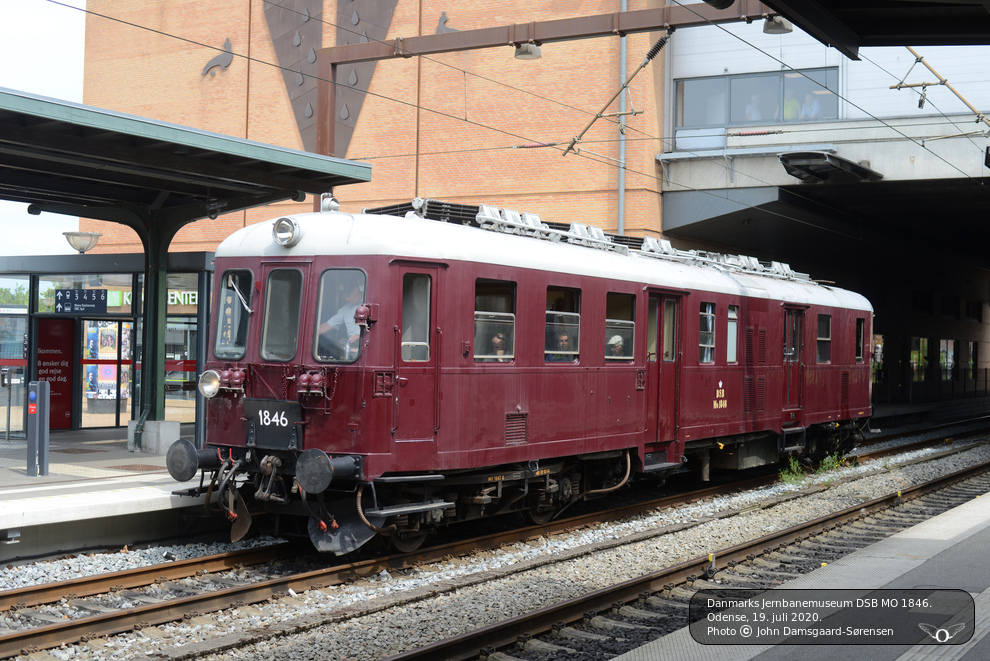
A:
80 319 135 428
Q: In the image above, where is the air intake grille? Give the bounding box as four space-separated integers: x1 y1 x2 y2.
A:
505 413 528 446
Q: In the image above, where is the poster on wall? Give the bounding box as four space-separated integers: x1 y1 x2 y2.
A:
98 322 117 360
36 318 73 430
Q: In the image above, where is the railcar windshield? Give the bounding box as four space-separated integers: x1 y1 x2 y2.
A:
315 269 367 363
261 269 303 362
215 270 253 360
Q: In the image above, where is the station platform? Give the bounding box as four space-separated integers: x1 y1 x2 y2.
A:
617 483 990 660
0 428 207 561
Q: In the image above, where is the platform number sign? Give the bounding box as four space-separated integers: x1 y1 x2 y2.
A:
54 289 108 314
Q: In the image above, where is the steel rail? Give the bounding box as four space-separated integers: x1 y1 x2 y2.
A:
380 460 990 661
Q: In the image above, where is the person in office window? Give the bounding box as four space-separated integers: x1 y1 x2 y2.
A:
781 88 799 121
745 94 762 121
318 284 364 358
800 92 821 120
546 332 576 362
607 334 626 358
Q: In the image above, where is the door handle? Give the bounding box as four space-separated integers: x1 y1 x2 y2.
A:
397 377 409 386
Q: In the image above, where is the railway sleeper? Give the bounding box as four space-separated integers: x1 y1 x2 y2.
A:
523 638 578 654
645 596 689 610
616 605 669 621
553 626 612 642
68 599 118 614
588 615 658 632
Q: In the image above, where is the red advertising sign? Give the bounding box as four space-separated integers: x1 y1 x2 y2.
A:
36 318 73 430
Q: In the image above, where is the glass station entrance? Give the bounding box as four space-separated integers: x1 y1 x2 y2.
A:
0 254 212 440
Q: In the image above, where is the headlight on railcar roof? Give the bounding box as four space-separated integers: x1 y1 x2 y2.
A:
272 217 303 247
198 370 221 398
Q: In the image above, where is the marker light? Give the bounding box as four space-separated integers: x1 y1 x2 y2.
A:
272 217 303 247
198 370 222 398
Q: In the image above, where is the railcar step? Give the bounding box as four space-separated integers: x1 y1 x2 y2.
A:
643 461 681 473
365 499 455 517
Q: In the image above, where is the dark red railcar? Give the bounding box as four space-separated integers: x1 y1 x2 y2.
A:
167 199 872 553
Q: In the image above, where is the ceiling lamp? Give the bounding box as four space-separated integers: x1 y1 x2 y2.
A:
63 231 102 254
514 43 542 60
763 16 793 34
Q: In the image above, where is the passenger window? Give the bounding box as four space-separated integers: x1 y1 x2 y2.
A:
727 305 739 363
260 269 302 362
545 287 581 362
699 302 715 363
817 314 832 362
401 274 431 362
215 270 252 360
647 298 658 362
605 292 635 361
474 279 515 362
315 269 367 363
663 299 677 362
856 318 865 362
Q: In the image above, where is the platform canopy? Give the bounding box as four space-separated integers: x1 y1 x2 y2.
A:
765 0 990 60
0 87 372 429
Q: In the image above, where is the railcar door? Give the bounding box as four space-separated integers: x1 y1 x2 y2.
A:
648 294 680 442
394 266 440 442
783 307 804 411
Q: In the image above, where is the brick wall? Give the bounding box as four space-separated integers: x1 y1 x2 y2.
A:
81 0 666 253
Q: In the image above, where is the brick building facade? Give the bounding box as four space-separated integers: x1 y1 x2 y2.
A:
82 0 666 253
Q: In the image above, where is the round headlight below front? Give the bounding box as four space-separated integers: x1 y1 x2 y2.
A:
272 217 303 247
198 370 222 398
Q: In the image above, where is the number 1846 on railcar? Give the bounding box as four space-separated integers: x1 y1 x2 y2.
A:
166 197 873 554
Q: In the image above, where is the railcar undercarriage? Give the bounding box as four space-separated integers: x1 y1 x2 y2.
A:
168 441 635 555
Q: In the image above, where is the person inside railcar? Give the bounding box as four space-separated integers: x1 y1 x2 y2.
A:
489 333 510 361
607 335 626 358
545 332 576 362
318 282 364 360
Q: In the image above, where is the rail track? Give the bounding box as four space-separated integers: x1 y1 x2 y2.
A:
1 422 985 659
383 459 990 661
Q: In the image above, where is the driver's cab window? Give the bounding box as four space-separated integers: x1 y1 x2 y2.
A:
315 269 367 363
215 270 252 360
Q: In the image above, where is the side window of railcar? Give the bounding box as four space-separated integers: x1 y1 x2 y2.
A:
215 270 252 360
855 318 866 362
260 269 303 362
605 293 635 361
314 269 367 363
545 287 581 362
727 305 739 363
474 279 515 362
817 314 832 363
401 274 432 361
663 300 677 362
699 302 716 363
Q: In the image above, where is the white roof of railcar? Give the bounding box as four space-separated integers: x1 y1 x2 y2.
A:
217 208 872 313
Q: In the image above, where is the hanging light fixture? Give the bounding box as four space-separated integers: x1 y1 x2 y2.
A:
513 43 542 60
763 16 793 34
63 231 102 254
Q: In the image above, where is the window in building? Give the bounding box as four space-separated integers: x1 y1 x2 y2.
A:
910 337 929 382
855 318 866 362
965 300 983 323
941 295 960 319
817 314 831 362
605 293 635 361
260 269 302 362
911 290 934 315
699 302 715 364
215 270 253 361
314 269 367 363
546 287 580 362
969 341 979 377
727 305 739 363
664 300 677 362
402 274 432 362
675 67 839 135
474 279 515 362
939 339 957 380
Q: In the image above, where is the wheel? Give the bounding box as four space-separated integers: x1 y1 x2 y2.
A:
524 507 556 526
390 531 428 553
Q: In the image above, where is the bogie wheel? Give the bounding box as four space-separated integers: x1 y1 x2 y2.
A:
524 507 556 526
390 531 428 553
